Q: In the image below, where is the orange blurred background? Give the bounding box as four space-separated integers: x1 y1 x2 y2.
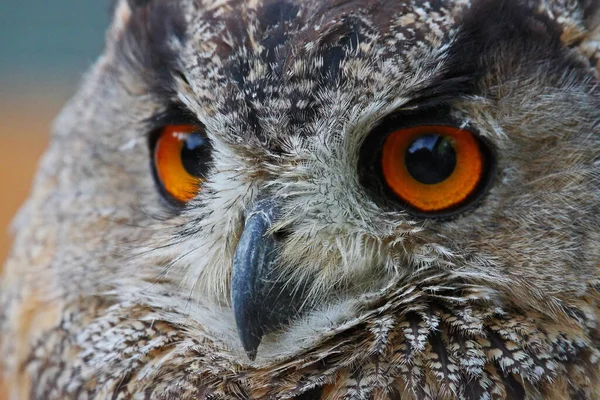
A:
0 89 62 263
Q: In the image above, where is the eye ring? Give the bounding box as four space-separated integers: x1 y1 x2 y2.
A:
152 124 212 204
381 125 485 213
359 120 494 218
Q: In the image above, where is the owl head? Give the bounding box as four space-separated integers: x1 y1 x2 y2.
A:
2 0 600 398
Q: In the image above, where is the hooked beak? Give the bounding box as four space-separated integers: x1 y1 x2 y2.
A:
231 198 305 360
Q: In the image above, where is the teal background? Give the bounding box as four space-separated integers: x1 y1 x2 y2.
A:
0 2 111 88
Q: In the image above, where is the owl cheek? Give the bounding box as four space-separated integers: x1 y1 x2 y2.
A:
231 198 306 360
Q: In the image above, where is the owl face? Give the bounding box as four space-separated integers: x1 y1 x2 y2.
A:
93 0 599 359
2 0 600 397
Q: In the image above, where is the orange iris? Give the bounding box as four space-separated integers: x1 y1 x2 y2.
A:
154 124 204 203
381 125 484 212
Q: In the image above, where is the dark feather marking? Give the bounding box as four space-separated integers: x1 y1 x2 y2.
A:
224 56 263 134
569 385 589 400
439 0 568 98
498 367 526 400
221 2 301 140
116 0 187 98
258 0 299 32
486 332 528 400
430 330 451 383
293 385 324 400
579 0 600 26
406 314 422 358
387 386 402 400
317 17 367 81
460 374 488 400
127 0 151 8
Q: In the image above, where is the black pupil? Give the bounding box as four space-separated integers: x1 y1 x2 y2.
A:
181 133 211 178
405 134 457 184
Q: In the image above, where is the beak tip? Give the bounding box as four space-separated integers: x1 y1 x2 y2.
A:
239 330 262 361
246 349 258 361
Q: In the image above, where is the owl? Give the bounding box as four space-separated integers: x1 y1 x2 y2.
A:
1 0 600 398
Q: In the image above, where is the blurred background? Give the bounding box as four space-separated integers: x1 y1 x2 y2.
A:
0 3 111 263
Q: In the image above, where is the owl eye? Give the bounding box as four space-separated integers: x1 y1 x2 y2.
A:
153 124 211 203
380 125 488 213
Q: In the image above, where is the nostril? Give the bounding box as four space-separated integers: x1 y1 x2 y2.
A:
273 227 292 242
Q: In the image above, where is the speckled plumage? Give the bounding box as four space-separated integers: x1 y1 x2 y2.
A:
1 0 600 398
